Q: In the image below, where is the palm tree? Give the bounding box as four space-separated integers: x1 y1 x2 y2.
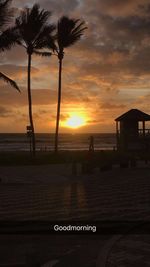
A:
0 0 20 91
15 4 55 155
54 16 86 153
0 71 19 90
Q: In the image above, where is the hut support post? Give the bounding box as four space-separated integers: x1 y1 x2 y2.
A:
116 121 119 149
143 121 145 137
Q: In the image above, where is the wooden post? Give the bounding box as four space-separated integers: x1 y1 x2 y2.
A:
116 121 119 149
143 121 145 137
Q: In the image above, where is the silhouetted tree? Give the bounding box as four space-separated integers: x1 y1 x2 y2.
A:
16 4 55 155
54 16 86 153
0 0 20 91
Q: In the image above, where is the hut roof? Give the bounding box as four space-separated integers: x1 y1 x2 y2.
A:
115 109 150 121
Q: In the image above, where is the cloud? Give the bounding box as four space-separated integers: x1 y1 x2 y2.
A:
2 46 26 65
0 106 12 118
0 86 55 106
81 0 150 17
100 103 126 110
1 0 150 132
13 0 80 18
0 64 38 83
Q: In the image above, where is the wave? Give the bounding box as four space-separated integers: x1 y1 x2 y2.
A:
0 133 116 151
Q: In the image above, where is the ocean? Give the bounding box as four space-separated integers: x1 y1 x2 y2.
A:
0 133 116 152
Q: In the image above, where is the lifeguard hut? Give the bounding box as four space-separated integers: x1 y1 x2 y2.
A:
115 109 150 151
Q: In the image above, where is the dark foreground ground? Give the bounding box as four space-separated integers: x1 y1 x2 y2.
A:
0 165 150 220
1 233 150 266
1 162 150 266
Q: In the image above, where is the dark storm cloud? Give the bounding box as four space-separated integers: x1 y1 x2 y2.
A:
12 0 150 78
122 46 150 75
97 13 150 49
79 10 150 62
72 6 150 90
41 0 79 16
82 0 150 16
13 0 80 17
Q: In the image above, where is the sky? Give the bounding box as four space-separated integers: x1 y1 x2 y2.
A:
1 0 150 133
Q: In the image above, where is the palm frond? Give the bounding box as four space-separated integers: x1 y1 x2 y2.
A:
0 71 20 92
0 0 13 29
16 4 52 47
33 50 52 57
33 24 56 50
46 34 57 51
57 16 87 49
72 21 87 35
0 26 20 51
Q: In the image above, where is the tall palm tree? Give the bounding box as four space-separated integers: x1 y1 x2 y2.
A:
15 4 55 155
54 16 86 153
0 0 20 91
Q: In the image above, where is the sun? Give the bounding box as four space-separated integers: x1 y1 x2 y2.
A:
65 114 86 129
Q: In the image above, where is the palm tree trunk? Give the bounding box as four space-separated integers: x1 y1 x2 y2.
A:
27 52 36 156
55 57 62 153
